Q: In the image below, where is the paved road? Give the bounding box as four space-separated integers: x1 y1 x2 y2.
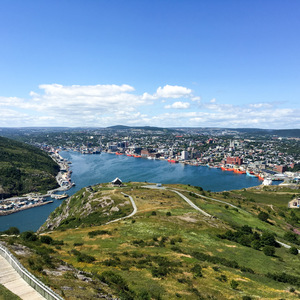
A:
0 255 46 300
106 192 137 224
171 190 212 217
143 185 300 253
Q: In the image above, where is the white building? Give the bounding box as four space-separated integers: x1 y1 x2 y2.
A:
181 151 189 160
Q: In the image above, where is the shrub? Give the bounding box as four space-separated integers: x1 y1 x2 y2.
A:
230 280 239 289
151 211 157 216
251 240 261 250
191 264 202 277
166 212 172 216
77 253 96 263
4 227 20 235
40 235 53 245
216 274 227 282
284 232 299 245
73 242 84 246
261 232 277 247
263 246 275 256
289 247 299 255
258 211 269 222
88 230 110 238
20 231 38 242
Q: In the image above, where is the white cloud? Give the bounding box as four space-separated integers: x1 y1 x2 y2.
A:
249 103 273 109
164 101 190 109
0 83 299 128
155 85 192 98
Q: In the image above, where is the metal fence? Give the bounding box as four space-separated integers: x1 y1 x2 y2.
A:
0 243 63 300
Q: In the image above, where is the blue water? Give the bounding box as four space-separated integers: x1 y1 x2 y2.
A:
0 152 260 232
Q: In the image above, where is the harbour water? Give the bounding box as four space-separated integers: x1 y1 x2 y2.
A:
0 152 261 232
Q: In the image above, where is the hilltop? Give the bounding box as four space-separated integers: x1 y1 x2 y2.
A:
0 136 59 198
2 182 300 299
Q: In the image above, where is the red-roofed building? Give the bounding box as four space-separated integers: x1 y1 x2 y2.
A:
226 157 243 165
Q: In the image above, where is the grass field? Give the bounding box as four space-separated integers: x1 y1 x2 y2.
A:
2 183 300 299
0 284 21 300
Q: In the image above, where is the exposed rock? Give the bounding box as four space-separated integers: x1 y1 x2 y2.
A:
110 206 119 212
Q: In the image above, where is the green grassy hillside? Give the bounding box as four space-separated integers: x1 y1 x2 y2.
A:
2 183 300 299
0 136 59 198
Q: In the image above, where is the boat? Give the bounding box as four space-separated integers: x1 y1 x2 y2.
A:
246 171 256 177
258 175 264 181
262 178 272 185
168 159 179 163
55 193 69 200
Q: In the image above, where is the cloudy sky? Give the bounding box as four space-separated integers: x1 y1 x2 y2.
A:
0 0 299 128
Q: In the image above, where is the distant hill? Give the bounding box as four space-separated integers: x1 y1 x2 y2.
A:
0 136 59 198
107 125 173 132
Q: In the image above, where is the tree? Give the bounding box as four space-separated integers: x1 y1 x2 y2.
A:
263 246 275 256
40 235 53 244
261 232 277 247
251 240 261 250
284 232 299 245
258 211 269 222
289 247 298 255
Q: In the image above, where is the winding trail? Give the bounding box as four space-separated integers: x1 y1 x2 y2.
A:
142 185 300 253
171 190 212 217
105 192 137 224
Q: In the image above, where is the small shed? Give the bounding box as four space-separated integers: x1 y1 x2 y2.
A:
112 177 123 186
288 198 300 209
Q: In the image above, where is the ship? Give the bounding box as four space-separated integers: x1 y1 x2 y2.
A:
246 171 256 177
262 178 272 185
55 193 69 200
168 159 179 163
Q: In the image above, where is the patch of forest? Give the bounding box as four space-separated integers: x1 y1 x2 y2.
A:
0 136 59 198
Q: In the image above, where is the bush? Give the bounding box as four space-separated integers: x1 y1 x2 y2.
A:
251 240 261 250
166 212 172 216
216 274 227 282
151 211 157 216
230 280 239 289
73 242 84 246
258 211 269 222
284 232 299 245
261 232 277 247
289 247 299 255
77 253 96 263
40 235 53 244
263 246 275 256
20 231 38 242
191 264 202 277
3 227 20 235
88 230 110 238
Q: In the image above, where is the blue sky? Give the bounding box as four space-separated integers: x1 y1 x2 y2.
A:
0 0 299 128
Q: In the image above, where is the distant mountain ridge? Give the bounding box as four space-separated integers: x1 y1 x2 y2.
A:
107 125 172 132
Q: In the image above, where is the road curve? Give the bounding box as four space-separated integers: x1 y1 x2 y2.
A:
171 190 212 217
106 192 137 224
143 185 300 253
